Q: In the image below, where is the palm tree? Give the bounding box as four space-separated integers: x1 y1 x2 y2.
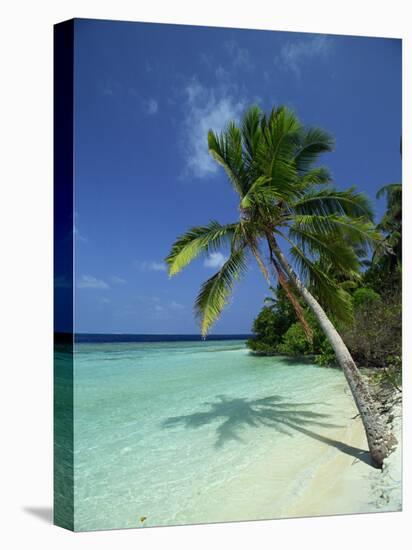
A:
166 106 395 467
373 183 402 270
263 286 279 309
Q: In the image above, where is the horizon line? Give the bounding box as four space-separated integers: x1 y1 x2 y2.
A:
55 331 252 336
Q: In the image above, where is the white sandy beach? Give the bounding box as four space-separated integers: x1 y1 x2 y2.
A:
284 394 402 518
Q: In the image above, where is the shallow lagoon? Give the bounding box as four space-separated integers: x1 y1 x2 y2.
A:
69 339 364 530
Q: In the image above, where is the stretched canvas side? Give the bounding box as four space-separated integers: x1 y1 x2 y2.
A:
53 19 75 532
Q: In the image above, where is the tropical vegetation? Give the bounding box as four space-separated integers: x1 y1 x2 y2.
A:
249 173 402 386
166 105 397 467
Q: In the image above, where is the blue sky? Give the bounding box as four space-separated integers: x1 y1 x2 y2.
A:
73 19 401 334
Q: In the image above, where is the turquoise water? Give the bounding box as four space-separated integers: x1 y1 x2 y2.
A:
70 340 358 531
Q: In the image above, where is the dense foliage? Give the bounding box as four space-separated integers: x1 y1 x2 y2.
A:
247 285 332 361
247 180 402 390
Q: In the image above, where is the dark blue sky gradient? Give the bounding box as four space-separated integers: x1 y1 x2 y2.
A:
73 19 401 334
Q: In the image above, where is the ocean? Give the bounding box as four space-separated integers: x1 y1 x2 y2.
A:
55 336 362 531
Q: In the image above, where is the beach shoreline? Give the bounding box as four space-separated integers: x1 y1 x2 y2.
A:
281 386 402 519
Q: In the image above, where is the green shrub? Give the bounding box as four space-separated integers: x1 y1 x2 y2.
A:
314 339 336 367
247 286 296 354
343 289 401 370
247 339 279 355
352 287 381 309
277 323 311 356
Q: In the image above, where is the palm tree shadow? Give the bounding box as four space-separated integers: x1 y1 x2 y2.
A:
162 394 374 467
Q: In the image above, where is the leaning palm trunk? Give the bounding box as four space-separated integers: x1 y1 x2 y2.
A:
268 235 395 468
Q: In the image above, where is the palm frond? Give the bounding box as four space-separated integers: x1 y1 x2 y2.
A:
166 221 239 276
376 183 402 231
256 107 301 187
289 213 382 251
195 249 248 336
374 182 401 267
290 187 374 220
289 245 353 324
298 166 332 189
264 296 276 306
376 183 402 201
240 175 299 208
288 225 360 273
208 122 248 197
241 105 262 169
294 127 335 174
240 175 271 208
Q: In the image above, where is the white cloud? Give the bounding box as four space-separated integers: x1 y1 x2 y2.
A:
182 79 245 178
199 52 213 68
224 40 253 71
137 260 167 272
169 300 185 310
110 275 126 284
100 79 121 97
214 65 230 82
152 299 186 318
77 275 110 290
128 296 186 320
275 35 332 77
142 98 158 115
204 252 227 269
146 261 166 272
201 41 253 73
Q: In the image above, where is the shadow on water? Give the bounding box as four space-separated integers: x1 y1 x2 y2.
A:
162 394 373 466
